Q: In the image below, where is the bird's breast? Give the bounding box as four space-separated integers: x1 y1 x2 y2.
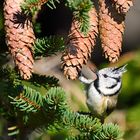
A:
86 83 118 117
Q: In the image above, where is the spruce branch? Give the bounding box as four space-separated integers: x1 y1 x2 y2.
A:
43 87 69 116
21 0 60 15
46 122 69 137
8 126 19 137
0 66 21 85
9 86 43 113
97 123 124 140
46 0 60 9
63 112 102 139
65 0 93 34
34 36 65 57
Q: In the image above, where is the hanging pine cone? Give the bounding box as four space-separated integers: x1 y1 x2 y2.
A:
111 0 133 14
4 0 35 79
99 0 126 63
62 7 98 80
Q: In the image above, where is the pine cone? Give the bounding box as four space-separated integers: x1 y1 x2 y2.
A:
62 7 98 80
4 0 35 79
111 0 133 14
99 0 125 63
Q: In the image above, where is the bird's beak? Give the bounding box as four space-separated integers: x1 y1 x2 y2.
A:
113 64 127 73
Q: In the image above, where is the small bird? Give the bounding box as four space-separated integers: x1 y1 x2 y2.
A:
79 64 127 122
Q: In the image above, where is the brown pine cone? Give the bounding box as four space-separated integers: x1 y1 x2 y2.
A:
99 0 125 63
111 0 133 14
4 0 35 79
62 7 98 80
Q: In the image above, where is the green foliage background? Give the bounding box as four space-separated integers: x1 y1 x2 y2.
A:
119 53 140 140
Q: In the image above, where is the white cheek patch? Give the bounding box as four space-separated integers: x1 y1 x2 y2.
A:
104 78 117 88
99 81 121 96
97 76 122 96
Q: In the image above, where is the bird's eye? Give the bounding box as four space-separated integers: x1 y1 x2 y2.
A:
103 74 108 78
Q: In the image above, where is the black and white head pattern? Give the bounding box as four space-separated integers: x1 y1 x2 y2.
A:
94 64 127 96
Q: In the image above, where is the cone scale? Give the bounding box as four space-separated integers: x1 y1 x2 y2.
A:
4 0 35 79
111 0 133 14
62 7 98 80
99 0 125 63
